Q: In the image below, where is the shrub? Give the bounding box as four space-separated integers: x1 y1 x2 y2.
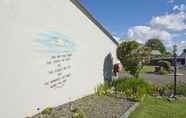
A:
41 107 53 115
176 82 186 96
155 66 161 72
184 65 186 70
159 67 169 75
152 83 186 97
163 84 174 96
95 82 111 96
111 78 151 101
148 84 161 96
125 65 143 78
117 41 151 78
72 112 84 118
158 61 171 72
71 108 84 118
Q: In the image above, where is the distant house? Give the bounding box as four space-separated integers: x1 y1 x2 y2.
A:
151 49 186 65
179 49 186 65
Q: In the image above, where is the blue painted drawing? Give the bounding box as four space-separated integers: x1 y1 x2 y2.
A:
35 32 76 54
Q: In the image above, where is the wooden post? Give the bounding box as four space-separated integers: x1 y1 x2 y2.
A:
173 45 177 98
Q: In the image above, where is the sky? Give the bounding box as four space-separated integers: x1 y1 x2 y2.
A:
80 0 186 53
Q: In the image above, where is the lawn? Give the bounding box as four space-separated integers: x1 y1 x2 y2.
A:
129 96 186 118
141 66 155 73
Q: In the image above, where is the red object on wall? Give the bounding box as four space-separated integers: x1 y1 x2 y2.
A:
113 63 123 73
113 64 119 73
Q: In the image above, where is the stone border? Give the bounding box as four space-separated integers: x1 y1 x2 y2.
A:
120 102 140 118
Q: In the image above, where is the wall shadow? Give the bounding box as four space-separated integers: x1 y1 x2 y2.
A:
103 53 113 82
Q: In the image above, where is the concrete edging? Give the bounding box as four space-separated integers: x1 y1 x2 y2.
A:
120 102 140 118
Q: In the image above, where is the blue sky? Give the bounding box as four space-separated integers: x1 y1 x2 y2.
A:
80 0 186 53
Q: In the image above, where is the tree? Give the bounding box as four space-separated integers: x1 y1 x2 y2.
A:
117 41 151 78
145 38 166 54
164 51 173 57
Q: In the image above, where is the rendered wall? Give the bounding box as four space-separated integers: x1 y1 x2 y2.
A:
0 0 117 117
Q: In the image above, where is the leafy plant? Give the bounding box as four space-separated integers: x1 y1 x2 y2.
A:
111 78 151 101
71 108 84 118
184 65 186 70
72 112 84 118
151 83 186 97
95 82 111 96
148 84 161 96
41 107 53 115
176 82 186 96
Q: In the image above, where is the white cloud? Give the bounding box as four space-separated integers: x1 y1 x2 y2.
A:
173 5 179 10
127 26 172 47
150 12 186 31
173 4 186 11
177 41 186 53
181 41 186 44
168 0 175 4
121 4 186 52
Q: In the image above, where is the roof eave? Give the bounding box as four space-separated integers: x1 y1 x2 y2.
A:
70 0 119 45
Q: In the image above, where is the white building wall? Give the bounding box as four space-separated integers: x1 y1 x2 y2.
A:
0 0 117 117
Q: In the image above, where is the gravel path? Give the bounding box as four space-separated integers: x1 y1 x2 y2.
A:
32 95 134 118
142 69 186 85
118 68 186 86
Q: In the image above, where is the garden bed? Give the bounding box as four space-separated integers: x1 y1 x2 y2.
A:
32 95 135 118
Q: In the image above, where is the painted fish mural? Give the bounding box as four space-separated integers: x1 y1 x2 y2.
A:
35 32 76 54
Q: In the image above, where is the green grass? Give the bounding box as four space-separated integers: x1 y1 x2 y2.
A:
141 66 155 73
129 96 186 118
